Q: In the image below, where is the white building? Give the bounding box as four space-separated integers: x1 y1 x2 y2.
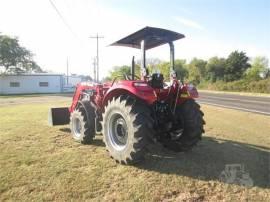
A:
0 73 65 94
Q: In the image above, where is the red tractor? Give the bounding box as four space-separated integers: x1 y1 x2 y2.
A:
49 27 205 164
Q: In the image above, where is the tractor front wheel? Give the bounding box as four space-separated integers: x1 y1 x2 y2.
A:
70 102 95 144
102 96 153 164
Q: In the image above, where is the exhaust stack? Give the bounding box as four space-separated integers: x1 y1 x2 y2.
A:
131 56 135 80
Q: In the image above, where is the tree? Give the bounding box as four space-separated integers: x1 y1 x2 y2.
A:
110 65 130 80
155 61 170 80
224 51 250 81
175 59 188 82
205 57 226 82
108 59 188 82
0 34 42 73
137 57 161 77
187 58 207 85
108 65 138 80
136 57 161 70
79 75 92 81
245 56 269 80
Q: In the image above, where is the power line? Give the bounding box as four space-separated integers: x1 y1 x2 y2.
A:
48 0 77 38
48 0 86 75
48 0 102 79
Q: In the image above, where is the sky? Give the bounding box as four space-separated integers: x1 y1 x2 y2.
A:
0 0 269 78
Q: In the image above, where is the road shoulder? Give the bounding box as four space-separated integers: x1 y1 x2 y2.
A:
198 89 270 97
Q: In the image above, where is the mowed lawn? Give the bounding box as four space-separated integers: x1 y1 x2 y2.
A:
0 96 269 201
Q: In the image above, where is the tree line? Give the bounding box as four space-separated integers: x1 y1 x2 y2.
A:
106 51 270 93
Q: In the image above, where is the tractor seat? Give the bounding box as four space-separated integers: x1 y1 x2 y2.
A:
149 73 164 89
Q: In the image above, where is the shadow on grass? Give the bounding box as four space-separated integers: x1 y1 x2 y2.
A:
57 127 269 188
137 136 270 189
91 138 106 147
59 128 71 133
59 127 105 147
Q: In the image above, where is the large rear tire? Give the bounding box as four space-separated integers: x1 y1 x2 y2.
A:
163 99 205 152
70 102 95 144
177 99 205 150
102 96 153 164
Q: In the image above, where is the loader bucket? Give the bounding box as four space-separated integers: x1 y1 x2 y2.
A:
48 107 70 126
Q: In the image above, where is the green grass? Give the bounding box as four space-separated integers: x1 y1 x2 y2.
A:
0 100 270 201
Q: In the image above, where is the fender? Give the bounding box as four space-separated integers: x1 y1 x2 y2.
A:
69 82 97 112
180 84 199 98
178 84 199 103
102 80 157 106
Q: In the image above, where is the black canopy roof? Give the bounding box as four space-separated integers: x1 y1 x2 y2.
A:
110 26 185 50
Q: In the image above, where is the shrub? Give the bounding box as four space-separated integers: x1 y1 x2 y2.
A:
198 78 270 94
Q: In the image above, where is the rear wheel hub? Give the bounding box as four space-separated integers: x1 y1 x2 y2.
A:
108 113 128 151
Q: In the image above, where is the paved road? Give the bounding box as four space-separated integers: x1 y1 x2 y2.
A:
198 92 270 116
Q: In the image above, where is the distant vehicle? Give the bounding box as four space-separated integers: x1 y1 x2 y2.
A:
49 27 205 164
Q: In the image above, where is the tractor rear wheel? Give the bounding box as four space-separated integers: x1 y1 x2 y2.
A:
102 96 153 164
163 99 205 152
176 99 205 151
70 103 95 144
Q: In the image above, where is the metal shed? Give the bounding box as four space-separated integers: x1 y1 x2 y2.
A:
0 73 65 95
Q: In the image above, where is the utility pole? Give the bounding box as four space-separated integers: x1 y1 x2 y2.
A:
92 57 97 82
66 57 69 85
90 33 104 83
